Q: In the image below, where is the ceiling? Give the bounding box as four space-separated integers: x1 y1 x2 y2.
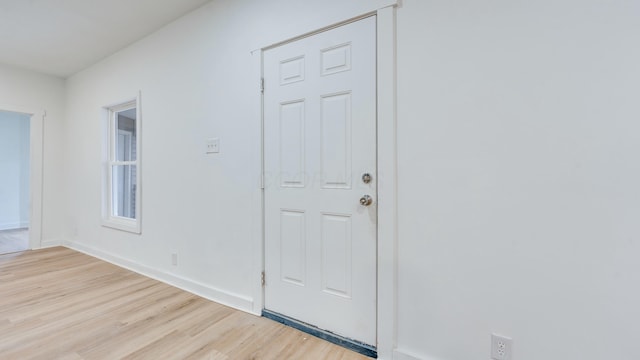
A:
0 0 212 78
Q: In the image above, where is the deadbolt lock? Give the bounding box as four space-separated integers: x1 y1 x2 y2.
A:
362 173 372 184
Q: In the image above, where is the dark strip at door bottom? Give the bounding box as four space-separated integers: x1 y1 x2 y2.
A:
262 309 377 358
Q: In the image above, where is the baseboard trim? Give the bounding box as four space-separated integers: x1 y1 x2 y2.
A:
0 222 29 231
393 348 445 360
38 238 61 249
64 240 254 314
392 350 420 360
262 309 377 358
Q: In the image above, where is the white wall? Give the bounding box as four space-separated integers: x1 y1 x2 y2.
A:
0 64 65 245
396 0 640 359
62 0 640 359
64 0 391 313
0 111 30 230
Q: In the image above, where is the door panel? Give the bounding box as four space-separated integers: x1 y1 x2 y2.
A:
321 213 353 298
321 92 352 188
264 16 377 346
280 210 306 286
279 100 306 187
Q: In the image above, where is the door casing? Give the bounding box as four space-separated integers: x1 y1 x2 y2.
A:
0 104 45 250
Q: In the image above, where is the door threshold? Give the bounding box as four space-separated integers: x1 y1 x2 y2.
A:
262 309 377 358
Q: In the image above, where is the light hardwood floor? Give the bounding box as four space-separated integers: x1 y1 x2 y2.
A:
0 247 371 360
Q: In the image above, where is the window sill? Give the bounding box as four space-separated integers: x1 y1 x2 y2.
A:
102 216 141 234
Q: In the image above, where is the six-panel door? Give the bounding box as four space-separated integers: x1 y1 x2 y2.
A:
263 16 377 346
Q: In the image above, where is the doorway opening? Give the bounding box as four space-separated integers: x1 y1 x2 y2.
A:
0 110 31 254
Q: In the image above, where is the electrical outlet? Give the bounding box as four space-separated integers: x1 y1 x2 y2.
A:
491 333 512 360
171 253 178 266
205 138 220 154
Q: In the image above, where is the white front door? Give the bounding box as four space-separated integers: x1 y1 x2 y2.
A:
263 16 377 346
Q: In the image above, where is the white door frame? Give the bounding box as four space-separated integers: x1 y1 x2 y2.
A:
252 5 398 359
0 103 45 250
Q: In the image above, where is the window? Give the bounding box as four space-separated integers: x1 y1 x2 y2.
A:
103 97 141 233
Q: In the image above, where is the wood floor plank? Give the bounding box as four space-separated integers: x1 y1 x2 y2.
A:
0 247 371 359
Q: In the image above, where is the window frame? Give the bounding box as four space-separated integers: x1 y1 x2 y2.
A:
102 95 141 234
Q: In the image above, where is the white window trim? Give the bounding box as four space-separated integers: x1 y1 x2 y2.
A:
102 94 142 234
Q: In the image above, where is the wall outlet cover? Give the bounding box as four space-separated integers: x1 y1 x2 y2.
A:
491 333 512 360
171 253 178 266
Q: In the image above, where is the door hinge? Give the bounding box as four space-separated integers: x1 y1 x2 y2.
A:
260 78 265 94
261 271 266 286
